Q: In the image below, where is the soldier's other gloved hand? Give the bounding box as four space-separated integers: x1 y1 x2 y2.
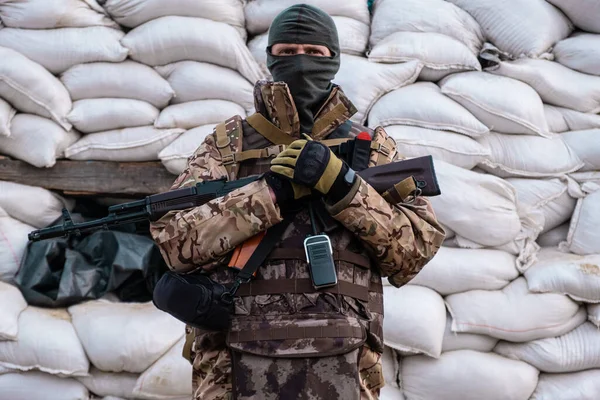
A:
264 171 310 210
270 139 354 204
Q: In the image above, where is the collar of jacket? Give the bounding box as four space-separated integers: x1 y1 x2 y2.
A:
252 79 359 141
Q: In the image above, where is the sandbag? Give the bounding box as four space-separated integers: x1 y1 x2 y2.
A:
380 385 406 400
544 105 600 133
531 370 600 400
0 97 15 136
68 99 159 134
562 183 600 255
537 224 569 247
382 125 490 170
554 33 600 76
367 31 481 82
368 82 489 137
158 124 216 175
244 0 370 35
0 46 72 129
546 0 600 33
0 207 34 282
525 247 600 303
569 171 600 185
332 55 422 124
77 368 138 399
155 61 254 112
561 129 600 172
381 347 400 388
495 322 600 373
429 160 521 247
442 314 499 353
0 114 80 168
409 247 518 296
0 0 116 29
0 27 128 75
589 304 600 327
440 72 550 137
68 300 184 373
0 282 27 340
0 372 89 400
0 307 89 376
64 126 183 162
121 16 263 84
402 350 539 400
446 277 586 342
382 285 446 358
477 133 584 178
61 61 174 109
155 100 246 130
446 0 572 57
488 58 600 113
132 337 193 400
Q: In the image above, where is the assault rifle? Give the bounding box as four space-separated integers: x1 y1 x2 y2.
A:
27 155 440 242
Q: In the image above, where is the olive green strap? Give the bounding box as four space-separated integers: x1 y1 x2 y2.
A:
246 113 296 146
312 102 349 136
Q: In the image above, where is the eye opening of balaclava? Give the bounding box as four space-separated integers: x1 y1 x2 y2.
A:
266 4 340 135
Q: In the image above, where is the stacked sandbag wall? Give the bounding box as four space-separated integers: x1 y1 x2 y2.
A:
0 0 599 399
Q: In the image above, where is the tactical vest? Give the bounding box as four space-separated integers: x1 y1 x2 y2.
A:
207 112 397 399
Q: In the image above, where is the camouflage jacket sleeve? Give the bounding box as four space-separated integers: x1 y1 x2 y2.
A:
149 133 283 273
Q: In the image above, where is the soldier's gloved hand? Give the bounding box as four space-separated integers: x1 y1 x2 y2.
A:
270 139 355 203
264 171 310 210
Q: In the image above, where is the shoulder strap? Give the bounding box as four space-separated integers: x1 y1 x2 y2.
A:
215 116 244 181
246 113 295 146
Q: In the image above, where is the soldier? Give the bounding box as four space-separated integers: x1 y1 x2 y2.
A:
150 4 445 400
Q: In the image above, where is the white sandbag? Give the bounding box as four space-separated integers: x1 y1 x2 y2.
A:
332 55 422 124
531 370 600 400
429 160 521 247
121 16 263 84
155 61 254 112
0 0 116 29
77 368 137 399
562 184 600 255
133 337 193 400
0 114 80 168
446 0 572 58
382 285 446 358
68 99 159 134
0 307 89 376
382 126 490 170
380 385 405 400
544 105 600 133
370 0 484 55
537 223 569 247
546 0 600 33
477 133 584 178
589 304 600 327
68 300 185 373
0 97 15 136
544 105 569 133
0 207 34 282
488 58 600 113
155 100 246 130
0 372 89 400
554 33 600 76
525 247 600 303
0 27 128 75
0 46 72 129
368 82 489 137
410 247 518 296
440 72 550 137
495 322 600 373
158 124 216 175
569 171 600 185
244 0 370 35
367 32 481 82
61 61 174 109
446 277 586 342
402 350 539 400
561 129 600 172
382 347 400 388
0 282 27 340
442 314 498 353
64 126 183 162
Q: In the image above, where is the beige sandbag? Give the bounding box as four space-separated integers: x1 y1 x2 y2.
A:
155 100 246 130
544 105 600 133
121 16 264 84
446 277 586 342
158 124 216 175
0 282 27 340
332 55 422 124
367 32 481 82
68 99 159 134
0 46 72 130
440 72 550 137
0 207 34 282
0 27 128 75
0 97 15 136
554 33 600 76
531 370 600 400
64 126 183 162
368 82 489 137
0 114 80 168
77 368 137 399
61 61 174 109
442 314 499 353
0 0 116 29
383 125 490 170
546 0 600 33
561 183 600 255
561 129 600 172
0 372 89 400
537 224 569 247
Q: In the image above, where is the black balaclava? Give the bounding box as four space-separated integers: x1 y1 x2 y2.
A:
267 4 340 134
